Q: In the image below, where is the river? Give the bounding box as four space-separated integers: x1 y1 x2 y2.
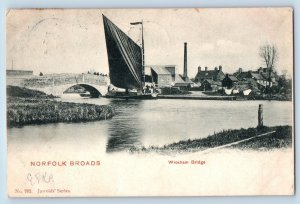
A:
7 98 293 153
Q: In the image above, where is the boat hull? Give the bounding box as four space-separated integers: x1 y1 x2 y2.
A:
106 93 158 100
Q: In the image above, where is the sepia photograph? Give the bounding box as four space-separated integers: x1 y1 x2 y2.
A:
6 8 294 197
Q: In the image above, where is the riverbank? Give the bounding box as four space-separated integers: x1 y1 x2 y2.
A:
129 126 292 154
7 85 57 99
7 86 115 128
158 94 236 100
158 91 291 101
203 91 292 101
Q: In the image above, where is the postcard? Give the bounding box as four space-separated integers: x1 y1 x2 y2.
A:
6 8 294 197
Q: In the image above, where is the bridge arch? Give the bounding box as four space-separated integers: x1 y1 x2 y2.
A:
63 83 104 98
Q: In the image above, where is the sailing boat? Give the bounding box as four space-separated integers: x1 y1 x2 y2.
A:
102 15 157 99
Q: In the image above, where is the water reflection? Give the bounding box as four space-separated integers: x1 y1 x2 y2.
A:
104 99 292 152
14 98 291 154
106 100 144 152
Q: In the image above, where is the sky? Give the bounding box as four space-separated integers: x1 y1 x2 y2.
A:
6 8 293 78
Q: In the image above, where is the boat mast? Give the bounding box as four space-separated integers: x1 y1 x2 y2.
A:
141 20 145 89
130 20 145 90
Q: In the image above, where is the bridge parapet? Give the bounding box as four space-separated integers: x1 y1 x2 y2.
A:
19 73 108 88
7 73 109 97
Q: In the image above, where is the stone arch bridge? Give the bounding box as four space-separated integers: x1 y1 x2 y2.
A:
7 73 109 97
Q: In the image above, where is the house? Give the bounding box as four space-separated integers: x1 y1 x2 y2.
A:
257 67 279 86
173 74 194 90
222 74 239 89
200 79 222 92
194 66 225 83
148 65 176 88
235 70 265 85
148 64 196 90
234 67 278 88
234 68 252 80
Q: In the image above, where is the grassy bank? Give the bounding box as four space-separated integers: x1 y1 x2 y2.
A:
129 126 292 153
7 86 115 128
7 85 56 99
203 90 292 101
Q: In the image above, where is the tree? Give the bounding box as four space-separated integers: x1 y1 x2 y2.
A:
259 44 278 93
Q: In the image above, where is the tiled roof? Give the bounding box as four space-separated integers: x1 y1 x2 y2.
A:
228 75 239 82
174 74 185 83
203 79 222 86
195 70 222 80
260 72 277 80
235 69 278 81
150 66 172 75
235 72 252 80
174 75 194 86
251 73 264 80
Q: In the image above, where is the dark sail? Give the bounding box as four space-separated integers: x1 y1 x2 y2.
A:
103 15 143 90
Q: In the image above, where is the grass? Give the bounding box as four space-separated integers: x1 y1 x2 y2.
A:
230 126 292 149
7 85 56 98
129 126 292 154
7 86 115 128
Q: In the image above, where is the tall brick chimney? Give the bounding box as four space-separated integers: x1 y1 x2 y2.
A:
198 66 201 72
183 42 187 81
